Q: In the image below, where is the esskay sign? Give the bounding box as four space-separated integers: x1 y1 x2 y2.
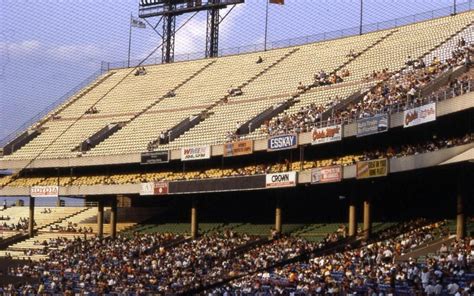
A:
181 146 211 161
140 182 169 196
311 125 342 145
404 103 436 128
30 186 59 198
265 172 297 188
356 158 388 179
311 166 342 184
267 134 298 151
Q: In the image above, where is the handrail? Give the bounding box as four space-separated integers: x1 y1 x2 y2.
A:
264 78 473 136
102 2 473 71
0 69 104 148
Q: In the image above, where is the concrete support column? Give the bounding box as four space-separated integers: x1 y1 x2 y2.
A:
97 200 104 239
456 192 465 240
191 199 198 239
348 200 357 237
28 196 35 238
275 206 282 234
363 199 372 240
110 198 117 239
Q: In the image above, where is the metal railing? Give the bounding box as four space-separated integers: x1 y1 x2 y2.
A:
0 69 104 148
301 79 473 131
103 2 473 71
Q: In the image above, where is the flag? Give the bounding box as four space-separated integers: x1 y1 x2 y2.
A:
131 17 146 29
269 0 284 4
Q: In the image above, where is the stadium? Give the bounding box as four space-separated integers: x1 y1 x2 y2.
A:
0 0 473 294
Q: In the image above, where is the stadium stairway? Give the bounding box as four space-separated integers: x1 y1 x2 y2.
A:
332 29 399 74
38 71 117 130
81 60 217 154
395 235 456 264
324 20 474 119
167 47 301 143
127 60 217 123
240 29 398 137
0 207 90 252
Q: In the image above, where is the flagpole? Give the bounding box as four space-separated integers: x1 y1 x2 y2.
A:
128 13 133 68
264 0 269 51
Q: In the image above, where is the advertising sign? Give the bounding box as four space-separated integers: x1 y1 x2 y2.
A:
356 159 388 179
181 146 211 161
357 114 389 137
311 125 342 145
267 134 298 151
141 150 169 164
404 103 436 128
265 172 297 188
140 182 169 196
223 140 253 157
311 166 342 184
30 186 59 198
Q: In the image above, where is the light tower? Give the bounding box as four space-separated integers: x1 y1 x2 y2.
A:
139 0 244 63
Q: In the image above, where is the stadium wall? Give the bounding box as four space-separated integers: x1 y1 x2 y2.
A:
0 142 472 197
1 91 472 170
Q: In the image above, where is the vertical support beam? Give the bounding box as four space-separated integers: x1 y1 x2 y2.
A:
191 198 198 239
363 199 372 240
110 197 118 239
162 10 176 64
275 195 282 234
28 196 35 238
206 4 220 58
456 191 465 240
348 199 357 237
97 200 104 239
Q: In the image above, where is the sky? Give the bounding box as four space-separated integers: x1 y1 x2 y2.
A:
0 0 472 142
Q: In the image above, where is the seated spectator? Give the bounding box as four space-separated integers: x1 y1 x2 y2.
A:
346 49 358 58
164 90 176 98
85 106 98 114
134 66 147 76
297 81 306 91
159 131 167 144
228 85 243 96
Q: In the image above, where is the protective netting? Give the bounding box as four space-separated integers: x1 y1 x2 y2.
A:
0 0 472 142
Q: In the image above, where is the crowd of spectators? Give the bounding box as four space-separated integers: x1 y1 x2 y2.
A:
258 40 473 137
2 215 472 295
0 217 34 231
48 222 94 233
209 221 473 295
3 230 320 294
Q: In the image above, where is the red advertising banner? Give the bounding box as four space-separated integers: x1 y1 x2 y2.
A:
311 166 342 184
140 182 169 196
311 125 342 145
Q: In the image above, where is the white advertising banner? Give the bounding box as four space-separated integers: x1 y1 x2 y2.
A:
180 146 211 161
403 103 436 128
30 186 59 198
265 172 297 188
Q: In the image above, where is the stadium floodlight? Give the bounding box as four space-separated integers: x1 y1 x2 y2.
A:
138 0 244 63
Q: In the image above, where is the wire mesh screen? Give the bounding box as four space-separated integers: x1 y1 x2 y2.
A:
0 0 473 142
